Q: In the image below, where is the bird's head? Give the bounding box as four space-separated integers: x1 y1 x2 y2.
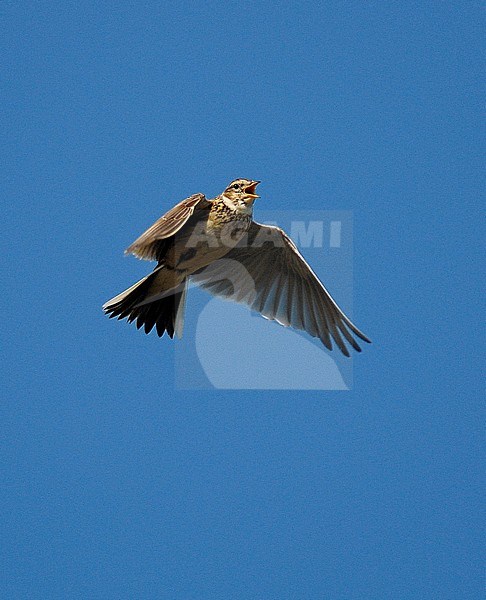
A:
222 179 261 207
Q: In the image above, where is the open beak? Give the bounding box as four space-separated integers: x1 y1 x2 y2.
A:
244 180 261 198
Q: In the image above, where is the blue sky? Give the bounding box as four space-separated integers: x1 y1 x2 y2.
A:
1 2 483 598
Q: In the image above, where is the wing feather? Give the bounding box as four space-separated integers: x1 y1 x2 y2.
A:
191 221 370 356
125 193 209 261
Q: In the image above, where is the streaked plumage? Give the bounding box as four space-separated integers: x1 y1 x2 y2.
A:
103 179 371 356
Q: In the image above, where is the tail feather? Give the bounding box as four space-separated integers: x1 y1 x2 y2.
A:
103 268 187 338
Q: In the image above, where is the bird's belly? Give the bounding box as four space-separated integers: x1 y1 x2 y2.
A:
169 226 248 274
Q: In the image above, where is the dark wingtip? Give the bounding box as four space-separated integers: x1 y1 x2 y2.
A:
340 346 351 358
353 329 371 344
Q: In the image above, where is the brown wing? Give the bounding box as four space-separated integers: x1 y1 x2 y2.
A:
191 221 371 357
125 193 210 261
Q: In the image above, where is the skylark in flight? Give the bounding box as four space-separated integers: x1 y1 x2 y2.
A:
103 179 371 356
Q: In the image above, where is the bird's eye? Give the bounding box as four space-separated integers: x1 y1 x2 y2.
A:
232 184 240 190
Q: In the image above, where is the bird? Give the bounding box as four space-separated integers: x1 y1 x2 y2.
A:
103 178 371 356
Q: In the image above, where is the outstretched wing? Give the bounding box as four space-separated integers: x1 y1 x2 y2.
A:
191 221 371 357
125 193 210 261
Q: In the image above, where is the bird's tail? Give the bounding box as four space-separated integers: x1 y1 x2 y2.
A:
103 266 187 338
